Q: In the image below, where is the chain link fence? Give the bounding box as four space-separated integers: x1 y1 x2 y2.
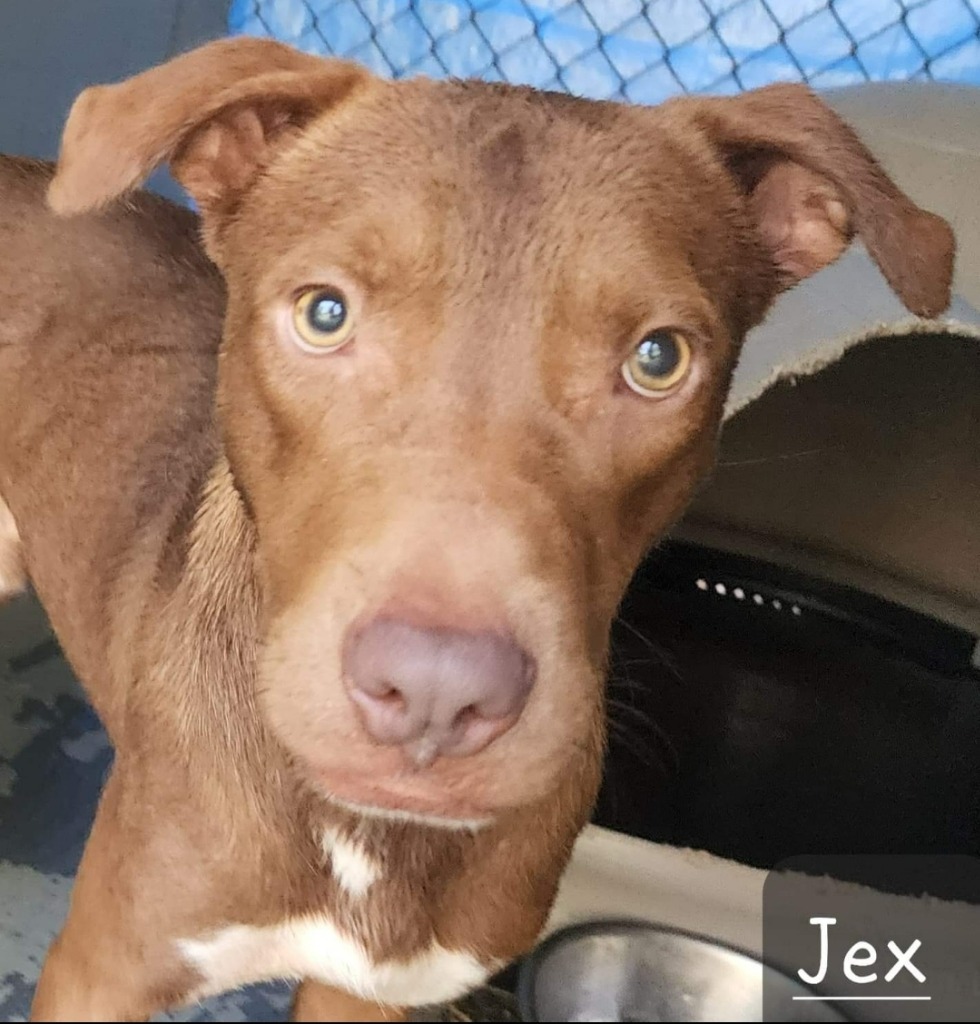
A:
230 0 980 103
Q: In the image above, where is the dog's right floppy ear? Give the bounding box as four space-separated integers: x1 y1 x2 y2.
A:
48 37 368 221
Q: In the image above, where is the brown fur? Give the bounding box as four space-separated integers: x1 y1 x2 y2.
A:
0 37 953 1022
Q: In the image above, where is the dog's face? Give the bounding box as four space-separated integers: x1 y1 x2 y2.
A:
217 81 754 821
50 40 953 824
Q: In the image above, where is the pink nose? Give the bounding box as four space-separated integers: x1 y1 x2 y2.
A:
343 618 535 766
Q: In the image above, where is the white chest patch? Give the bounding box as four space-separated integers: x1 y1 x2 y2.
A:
178 917 491 1007
320 826 381 898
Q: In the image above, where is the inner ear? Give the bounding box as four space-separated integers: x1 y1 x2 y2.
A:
733 152 853 286
171 98 307 218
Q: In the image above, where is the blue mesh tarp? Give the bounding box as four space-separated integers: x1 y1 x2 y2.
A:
230 0 980 103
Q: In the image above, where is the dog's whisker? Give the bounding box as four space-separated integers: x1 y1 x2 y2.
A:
715 445 844 468
612 616 665 654
606 686 680 773
605 718 669 773
611 618 683 682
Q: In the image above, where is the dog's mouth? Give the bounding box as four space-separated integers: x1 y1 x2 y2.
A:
313 770 495 830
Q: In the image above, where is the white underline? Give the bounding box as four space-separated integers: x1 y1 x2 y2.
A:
792 996 932 1002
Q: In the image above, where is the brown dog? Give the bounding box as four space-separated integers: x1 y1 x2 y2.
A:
0 37 953 1022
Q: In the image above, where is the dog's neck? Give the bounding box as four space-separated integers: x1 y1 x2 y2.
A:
184 453 259 626
136 454 268 779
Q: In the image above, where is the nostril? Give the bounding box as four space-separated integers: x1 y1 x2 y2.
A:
453 703 479 730
373 683 406 712
346 676 417 747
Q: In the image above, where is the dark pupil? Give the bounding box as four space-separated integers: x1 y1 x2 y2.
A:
308 293 346 333
636 332 678 377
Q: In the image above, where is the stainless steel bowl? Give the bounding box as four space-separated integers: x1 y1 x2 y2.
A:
517 920 847 1023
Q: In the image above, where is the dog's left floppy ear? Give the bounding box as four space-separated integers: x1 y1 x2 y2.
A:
684 83 955 318
48 37 369 223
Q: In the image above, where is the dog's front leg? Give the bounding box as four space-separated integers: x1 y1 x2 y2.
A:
30 932 155 1024
291 980 407 1022
30 772 184 1022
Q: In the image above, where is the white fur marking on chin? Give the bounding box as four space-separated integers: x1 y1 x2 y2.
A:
321 826 381 898
178 918 490 1006
326 794 491 832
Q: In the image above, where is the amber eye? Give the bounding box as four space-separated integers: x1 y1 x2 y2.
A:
291 288 354 351
621 330 691 395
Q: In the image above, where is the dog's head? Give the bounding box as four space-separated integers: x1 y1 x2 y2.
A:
50 39 953 826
